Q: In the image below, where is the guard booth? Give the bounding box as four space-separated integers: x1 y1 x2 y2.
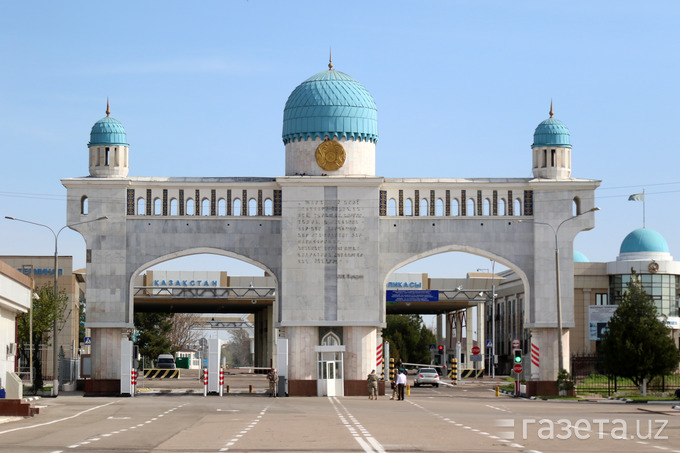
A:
207 338 226 394
315 333 345 397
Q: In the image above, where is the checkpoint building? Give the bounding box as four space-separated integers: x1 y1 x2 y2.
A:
62 60 599 396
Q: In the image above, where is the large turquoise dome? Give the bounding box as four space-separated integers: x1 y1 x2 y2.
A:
533 117 571 148
574 250 590 262
89 115 128 146
282 68 378 144
620 228 669 254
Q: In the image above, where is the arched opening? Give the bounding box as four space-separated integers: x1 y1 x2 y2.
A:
233 199 242 216
186 199 195 216
170 198 178 216
264 199 273 216
499 198 506 216
420 199 428 216
466 199 475 216
573 197 581 216
388 198 397 216
248 198 257 216
404 199 413 216
154 198 162 216
137 198 146 216
451 199 459 216
201 198 210 216
218 198 227 216
435 198 444 217
483 198 491 216
81 196 88 215
513 198 522 216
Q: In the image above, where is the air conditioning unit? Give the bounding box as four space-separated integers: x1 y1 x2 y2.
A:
7 343 17 356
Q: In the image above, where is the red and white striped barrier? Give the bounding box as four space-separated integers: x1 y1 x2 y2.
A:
376 343 383 376
203 368 208 397
131 369 137 395
531 343 540 368
219 368 224 397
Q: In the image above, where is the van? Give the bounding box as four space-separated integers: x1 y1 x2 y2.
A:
157 354 176 369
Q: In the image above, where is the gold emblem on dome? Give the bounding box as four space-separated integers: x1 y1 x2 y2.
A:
315 140 346 171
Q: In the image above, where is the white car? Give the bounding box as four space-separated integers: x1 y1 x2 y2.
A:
414 368 440 387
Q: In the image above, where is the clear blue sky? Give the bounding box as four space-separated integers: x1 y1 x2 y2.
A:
1 1 678 278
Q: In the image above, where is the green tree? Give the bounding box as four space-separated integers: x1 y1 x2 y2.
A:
222 329 252 367
16 283 68 394
382 314 436 364
599 270 680 395
133 312 175 367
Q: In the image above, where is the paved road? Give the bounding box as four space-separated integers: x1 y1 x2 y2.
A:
1 382 679 452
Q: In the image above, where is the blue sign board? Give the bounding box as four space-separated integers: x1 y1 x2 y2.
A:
386 290 439 302
84 337 92 345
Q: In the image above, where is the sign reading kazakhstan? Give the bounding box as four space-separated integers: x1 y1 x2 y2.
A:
386 290 439 302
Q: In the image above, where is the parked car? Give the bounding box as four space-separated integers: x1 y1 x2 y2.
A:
157 354 176 369
413 368 440 387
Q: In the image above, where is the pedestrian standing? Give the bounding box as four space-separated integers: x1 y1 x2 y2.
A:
396 370 407 400
267 368 278 397
367 369 379 400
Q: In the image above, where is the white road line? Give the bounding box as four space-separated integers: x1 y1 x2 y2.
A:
0 402 117 435
217 406 269 452
329 397 385 453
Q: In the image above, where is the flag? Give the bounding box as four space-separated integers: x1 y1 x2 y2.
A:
628 193 644 202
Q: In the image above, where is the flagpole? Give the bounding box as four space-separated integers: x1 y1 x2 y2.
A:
643 188 646 228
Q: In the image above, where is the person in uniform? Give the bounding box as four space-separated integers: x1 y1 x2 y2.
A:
367 369 379 400
267 368 278 397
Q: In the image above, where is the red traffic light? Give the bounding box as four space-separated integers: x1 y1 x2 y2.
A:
437 345 444 352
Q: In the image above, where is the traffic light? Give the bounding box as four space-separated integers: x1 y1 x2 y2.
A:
438 345 444 353
513 348 522 363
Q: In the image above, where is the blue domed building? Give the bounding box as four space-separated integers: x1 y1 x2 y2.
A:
531 103 572 179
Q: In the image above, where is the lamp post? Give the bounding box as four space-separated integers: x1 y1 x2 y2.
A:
532 207 599 374
5 215 107 396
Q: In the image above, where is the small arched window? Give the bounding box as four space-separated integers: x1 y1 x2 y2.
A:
404 199 413 216
218 198 227 216
248 198 257 216
186 199 195 216
499 199 506 216
233 199 242 216
420 199 428 216
388 198 397 216
81 196 88 215
435 198 444 216
467 198 476 216
264 199 273 216
514 198 522 216
154 198 162 215
451 199 459 216
572 197 581 216
170 198 178 216
202 198 210 216
137 198 146 216
321 332 341 346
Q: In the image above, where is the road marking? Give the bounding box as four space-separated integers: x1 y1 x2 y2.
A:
0 402 116 435
217 406 269 451
329 397 385 453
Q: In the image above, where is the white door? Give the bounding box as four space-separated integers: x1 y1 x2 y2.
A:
326 361 336 397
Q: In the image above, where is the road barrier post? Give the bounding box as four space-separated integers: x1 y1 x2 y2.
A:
219 368 224 397
203 368 208 397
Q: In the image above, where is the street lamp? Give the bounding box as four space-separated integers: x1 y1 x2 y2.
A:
531 207 599 374
5 215 107 396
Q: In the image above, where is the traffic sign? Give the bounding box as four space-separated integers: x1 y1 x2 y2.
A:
429 344 436 351
84 336 92 345
485 339 492 348
471 346 481 355
512 339 520 349
513 363 523 374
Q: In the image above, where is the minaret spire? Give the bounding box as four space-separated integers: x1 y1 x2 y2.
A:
328 48 334 70
549 99 554 118
106 98 111 117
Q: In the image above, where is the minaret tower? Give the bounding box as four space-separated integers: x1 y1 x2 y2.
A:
531 101 572 179
88 99 129 177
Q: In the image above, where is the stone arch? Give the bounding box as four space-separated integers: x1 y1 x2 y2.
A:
127 247 280 324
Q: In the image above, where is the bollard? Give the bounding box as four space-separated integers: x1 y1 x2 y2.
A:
389 357 395 382
131 370 137 396
450 358 458 385
406 384 410 396
495 386 499 397
249 384 253 393
219 368 224 397
226 385 230 394
203 368 208 397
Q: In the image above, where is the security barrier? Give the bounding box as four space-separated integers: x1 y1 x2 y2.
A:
460 369 484 379
144 369 180 379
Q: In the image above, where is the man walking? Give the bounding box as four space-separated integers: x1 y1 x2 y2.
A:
367 369 379 400
396 370 407 400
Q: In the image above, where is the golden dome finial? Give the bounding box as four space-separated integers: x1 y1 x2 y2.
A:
328 48 334 70
106 97 111 117
549 99 554 118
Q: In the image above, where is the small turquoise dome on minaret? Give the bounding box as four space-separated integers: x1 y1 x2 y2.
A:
89 100 128 146
282 56 378 144
532 101 571 148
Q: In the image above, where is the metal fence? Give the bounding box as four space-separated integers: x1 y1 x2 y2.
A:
571 354 680 396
